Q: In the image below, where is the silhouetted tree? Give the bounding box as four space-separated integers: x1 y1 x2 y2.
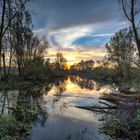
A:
118 0 140 58
55 52 67 70
106 28 135 80
0 0 30 79
70 60 94 71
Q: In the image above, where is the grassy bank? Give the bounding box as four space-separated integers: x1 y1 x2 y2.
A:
100 92 140 140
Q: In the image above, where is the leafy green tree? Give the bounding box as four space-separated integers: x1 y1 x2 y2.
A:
106 28 135 80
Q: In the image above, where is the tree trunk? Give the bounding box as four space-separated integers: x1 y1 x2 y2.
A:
131 0 140 58
17 57 22 77
2 49 7 80
0 0 6 79
132 21 140 58
0 41 2 79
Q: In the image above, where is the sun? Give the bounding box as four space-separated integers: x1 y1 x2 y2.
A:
67 63 71 70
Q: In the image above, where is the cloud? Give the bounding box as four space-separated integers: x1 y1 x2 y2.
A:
34 20 129 64
45 46 106 65
32 0 130 64
34 24 93 49
32 0 122 30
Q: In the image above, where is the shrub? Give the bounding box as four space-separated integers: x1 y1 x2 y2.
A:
24 57 46 80
101 110 140 140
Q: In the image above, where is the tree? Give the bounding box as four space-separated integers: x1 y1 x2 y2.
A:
84 60 94 70
0 0 30 79
118 0 140 58
10 3 33 77
23 36 50 79
70 60 94 71
55 52 67 70
106 28 135 80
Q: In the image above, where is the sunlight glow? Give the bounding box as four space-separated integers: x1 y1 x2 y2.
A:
45 47 106 65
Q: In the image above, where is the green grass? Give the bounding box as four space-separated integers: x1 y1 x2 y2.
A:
0 80 37 91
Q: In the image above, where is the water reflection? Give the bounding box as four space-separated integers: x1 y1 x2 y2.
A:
0 85 51 138
0 90 18 115
70 76 101 90
0 76 116 140
53 78 68 95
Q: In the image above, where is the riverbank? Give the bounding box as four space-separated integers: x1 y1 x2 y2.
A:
0 74 68 91
74 91 140 140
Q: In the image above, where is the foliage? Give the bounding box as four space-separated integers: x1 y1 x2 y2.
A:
54 52 68 70
0 0 32 79
70 60 94 71
0 0 50 80
49 52 68 77
0 116 25 140
101 110 140 140
106 28 136 80
24 56 46 80
93 66 115 80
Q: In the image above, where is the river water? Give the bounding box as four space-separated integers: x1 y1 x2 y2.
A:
0 76 117 140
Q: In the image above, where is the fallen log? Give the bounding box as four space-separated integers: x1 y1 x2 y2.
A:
75 105 118 113
53 94 95 99
99 97 121 105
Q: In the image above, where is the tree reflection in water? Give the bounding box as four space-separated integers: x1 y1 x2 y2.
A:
70 76 101 91
0 76 104 139
54 78 68 95
0 77 69 137
0 83 53 138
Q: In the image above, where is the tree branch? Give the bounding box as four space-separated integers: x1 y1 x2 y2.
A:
121 0 132 21
1 1 27 38
137 20 140 29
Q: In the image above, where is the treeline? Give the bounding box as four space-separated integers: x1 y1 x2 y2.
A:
70 60 94 71
11 51 68 80
0 0 50 80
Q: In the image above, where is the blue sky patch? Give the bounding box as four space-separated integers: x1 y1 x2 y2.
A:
72 36 110 47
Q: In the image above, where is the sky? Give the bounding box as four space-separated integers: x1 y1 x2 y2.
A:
32 0 130 65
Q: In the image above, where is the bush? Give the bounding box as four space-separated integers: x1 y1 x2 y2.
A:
101 110 140 140
24 57 46 80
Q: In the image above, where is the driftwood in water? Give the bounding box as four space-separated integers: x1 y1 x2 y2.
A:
99 97 121 105
75 105 118 113
53 94 95 99
73 92 139 114
100 93 133 104
99 101 116 107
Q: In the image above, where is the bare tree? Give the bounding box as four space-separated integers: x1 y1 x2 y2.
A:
118 0 140 58
0 0 30 79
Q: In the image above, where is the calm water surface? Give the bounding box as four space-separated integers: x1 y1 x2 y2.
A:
0 76 117 140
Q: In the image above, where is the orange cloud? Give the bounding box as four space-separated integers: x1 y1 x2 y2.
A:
44 46 107 65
